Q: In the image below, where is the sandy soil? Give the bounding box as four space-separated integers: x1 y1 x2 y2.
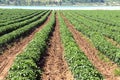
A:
40 14 74 80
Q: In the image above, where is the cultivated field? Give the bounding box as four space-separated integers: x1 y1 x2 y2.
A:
0 9 120 80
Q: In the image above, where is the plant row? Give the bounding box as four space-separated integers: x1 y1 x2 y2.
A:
0 11 51 54
58 12 103 80
7 11 55 80
74 10 120 27
73 11 120 44
0 11 48 36
63 11 120 44
0 10 43 27
65 11 120 45
62 11 120 65
0 9 38 23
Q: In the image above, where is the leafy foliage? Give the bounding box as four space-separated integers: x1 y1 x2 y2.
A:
7 11 55 80
62 10 120 65
0 11 50 54
0 0 120 6
58 12 103 80
0 11 47 36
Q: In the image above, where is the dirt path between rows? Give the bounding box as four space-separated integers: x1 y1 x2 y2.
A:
0 12 52 80
40 14 74 80
61 14 120 80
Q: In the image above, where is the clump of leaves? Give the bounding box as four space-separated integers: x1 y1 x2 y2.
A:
114 68 120 76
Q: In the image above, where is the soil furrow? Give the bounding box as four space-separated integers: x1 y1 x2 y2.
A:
0 13 52 80
41 14 73 80
61 14 120 80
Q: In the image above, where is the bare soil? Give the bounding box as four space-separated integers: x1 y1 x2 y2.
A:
41 14 74 80
0 13 52 80
61 14 120 80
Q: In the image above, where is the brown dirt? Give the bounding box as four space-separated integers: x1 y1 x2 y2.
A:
0 13 52 80
41 14 74 80
61 14 120 80
105 37 120 48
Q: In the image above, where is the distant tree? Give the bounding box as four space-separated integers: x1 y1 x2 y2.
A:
0 0 5 4
6 0 10 5
60 0 62 5
30 0 34 5
101 0 104 2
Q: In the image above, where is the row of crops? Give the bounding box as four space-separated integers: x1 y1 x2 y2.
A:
58 12 103 80
0 9 120 80
73 11 120 44
62 10 120 66
0 9 50 54
0 9 40 23
0 11 48 36
5 11 104 80
7 11 56 80
77 10 120 26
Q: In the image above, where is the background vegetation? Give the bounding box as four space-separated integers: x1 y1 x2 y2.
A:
0 0 120 6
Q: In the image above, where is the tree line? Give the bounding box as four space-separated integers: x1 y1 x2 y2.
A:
0 0 119 6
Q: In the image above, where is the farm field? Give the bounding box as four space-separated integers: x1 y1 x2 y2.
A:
0 9 120 80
